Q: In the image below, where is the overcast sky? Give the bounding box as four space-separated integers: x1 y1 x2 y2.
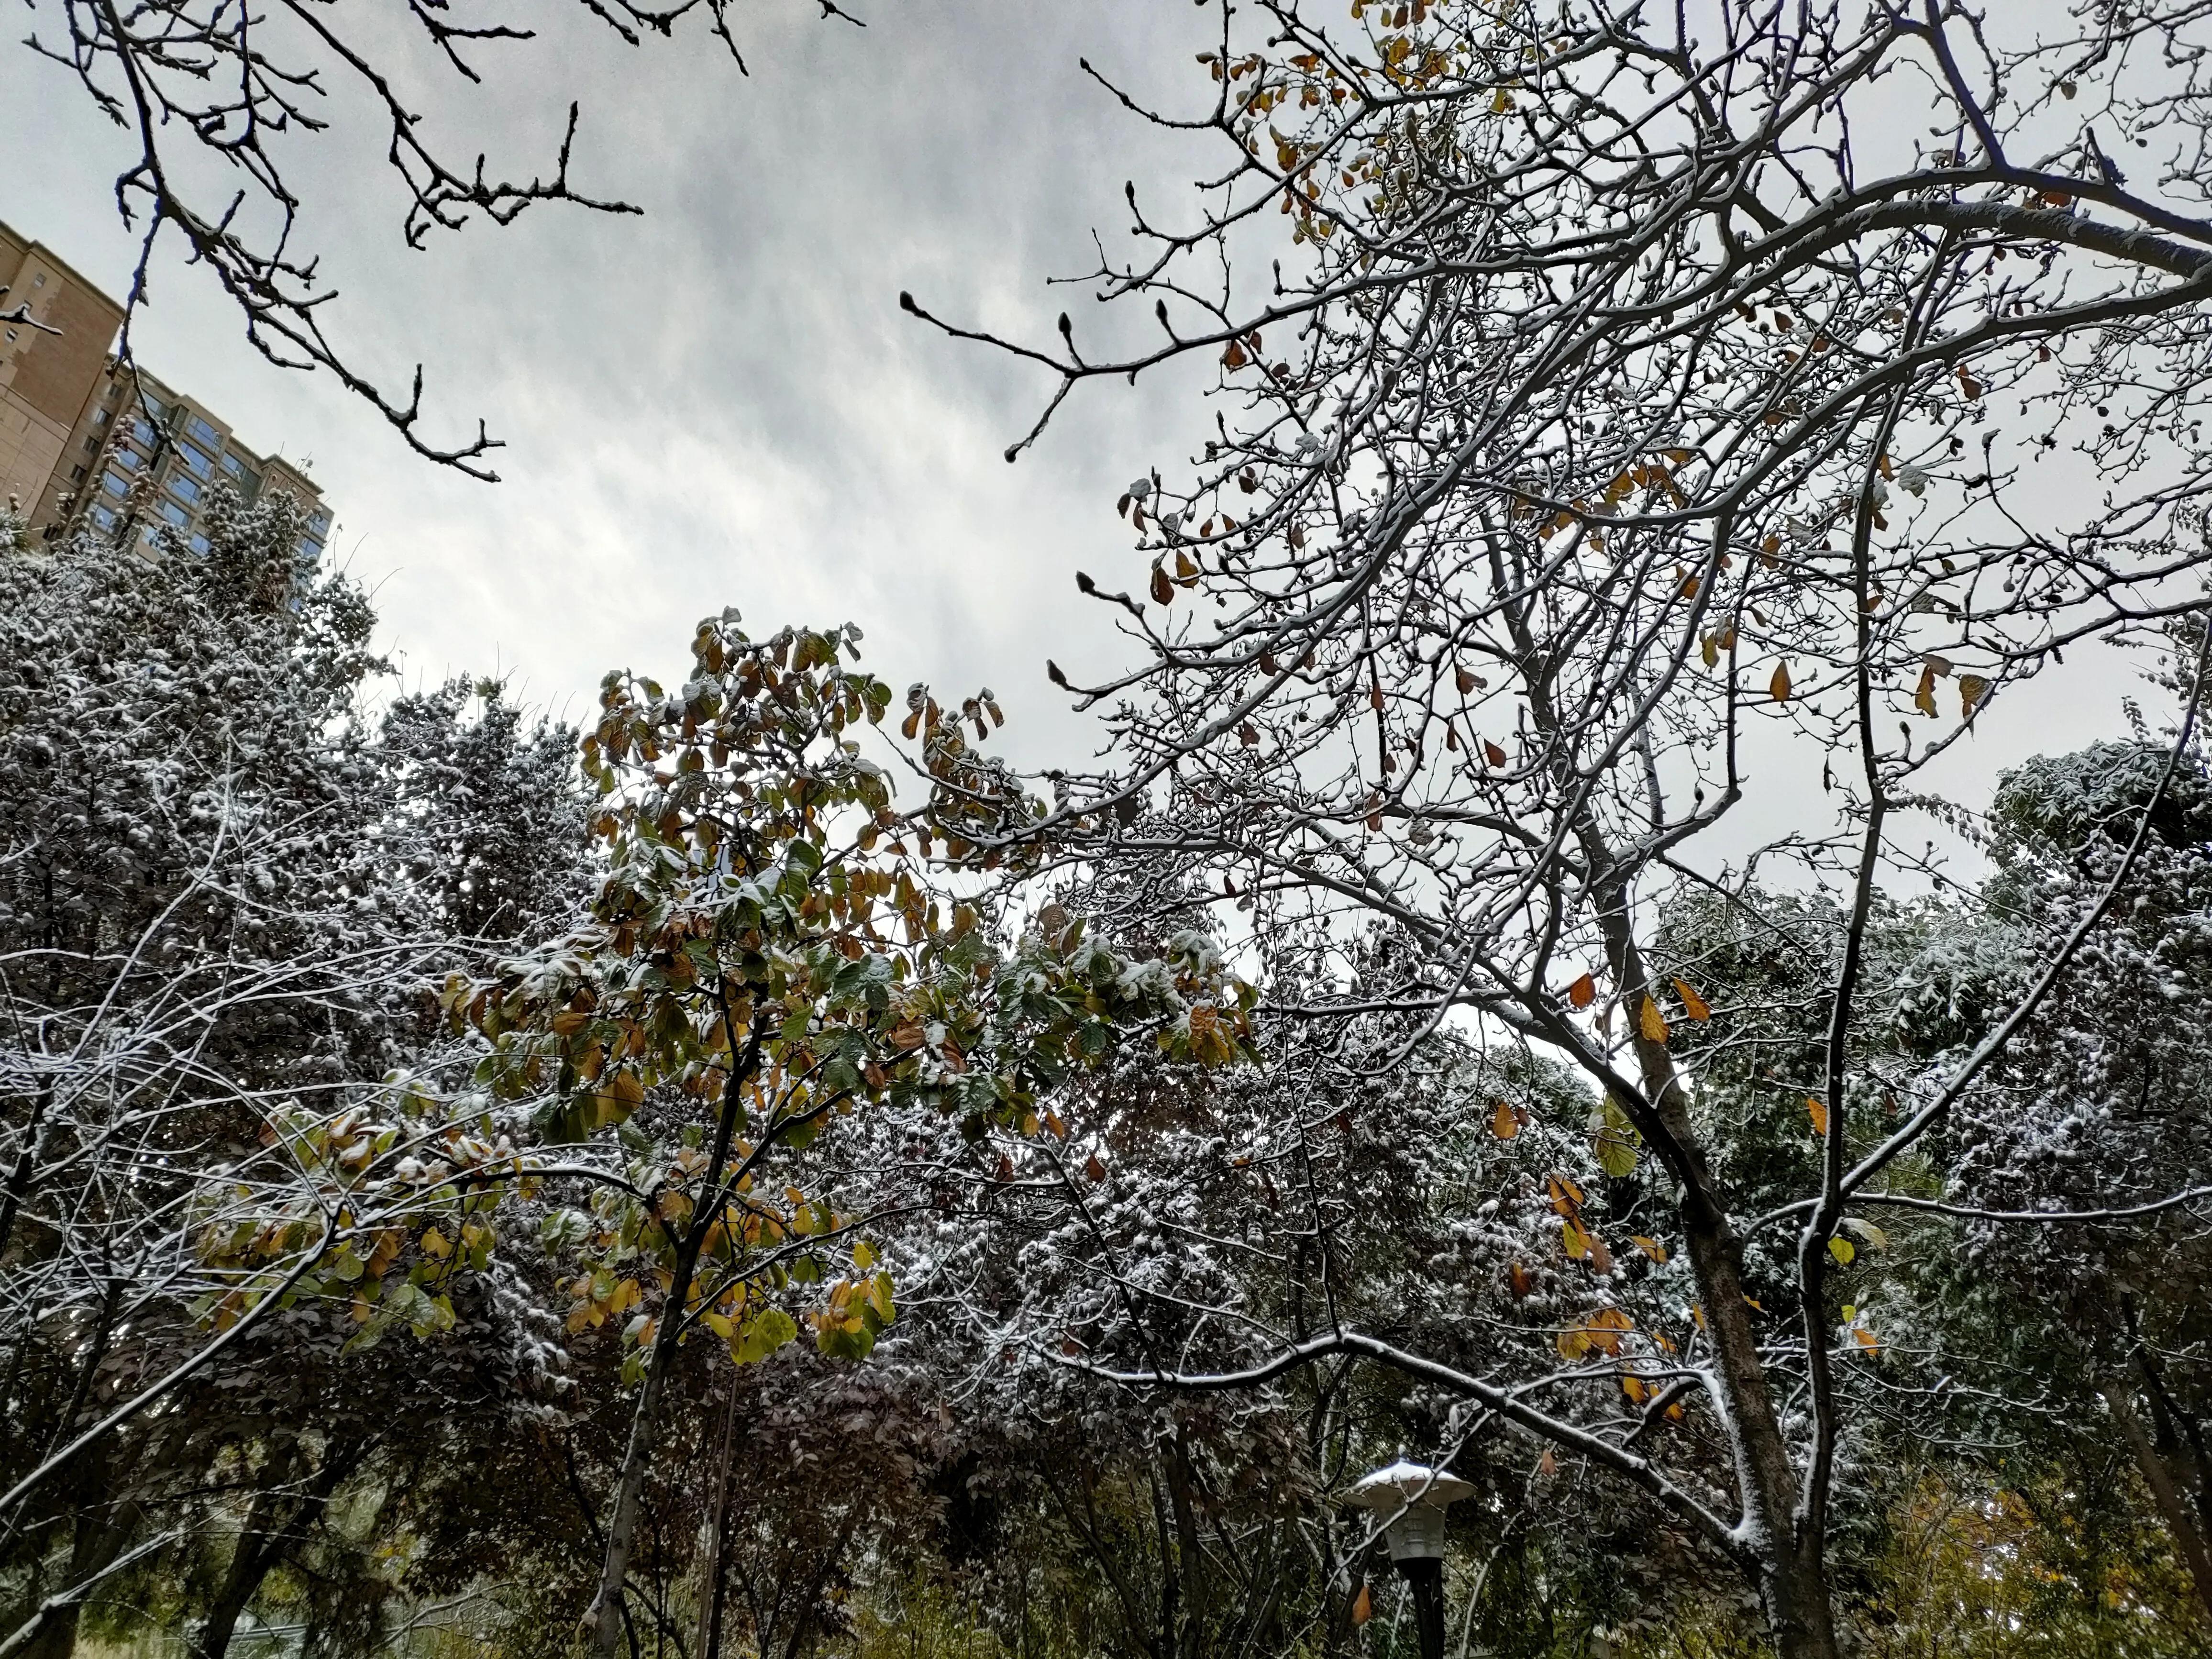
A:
2 0 2162 840
4 0 1230 764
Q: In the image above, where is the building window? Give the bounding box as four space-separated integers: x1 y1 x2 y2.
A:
115 448 145 472
159 500 190 528
177 442 213 479
170 473 201 505
307 509 332 535
129 418 157 448
91 505 117 531
4 330 16 344
221 455 261 496
298 535 325 561
69 465 84 482
100 471 129 499
84 435 100 453
140 391 169 422
185 414 221 450
188 533 211 555
92 409 109 427
31 273 45 288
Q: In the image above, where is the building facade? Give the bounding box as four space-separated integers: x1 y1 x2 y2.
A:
1 219 331 561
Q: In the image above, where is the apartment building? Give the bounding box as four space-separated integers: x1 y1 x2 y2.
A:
1 218 332 561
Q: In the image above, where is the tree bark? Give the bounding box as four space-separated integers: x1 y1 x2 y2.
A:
690 1384 740 1659
1165 1428 1207 1659
2106 1384 2212 1619
191 1444 356 1659
584 1031 754 1659
1600 912 1841 1659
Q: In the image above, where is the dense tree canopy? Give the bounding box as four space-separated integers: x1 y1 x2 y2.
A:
11 2 2212 1657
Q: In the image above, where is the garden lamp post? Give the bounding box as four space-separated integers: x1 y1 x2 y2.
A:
1348 1460 1473 1659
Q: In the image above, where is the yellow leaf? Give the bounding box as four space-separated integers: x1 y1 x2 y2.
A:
1537 1448 1558 1475
853 1240 876 1270
1556 1324 1592 1360
1491 1099 1520 1141
1630 1235 1669 1264
1588 1306 1633 1352
705 1310 734 1340
1770 662 1793 703
1638 995 1669 1044
1567 972 1596 1010
1562 1217 1593 1261
1913 663 1938 718
1352 1584 1373 1626
1828 1237 1856 1266
1672 978 1711 1021
1959 673 1990 719
1853 1325 1881 1356
420 1227 451 1261
1807 1096 1830 1137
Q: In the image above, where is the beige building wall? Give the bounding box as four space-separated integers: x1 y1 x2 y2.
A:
1 216 332 555
0 226 125 520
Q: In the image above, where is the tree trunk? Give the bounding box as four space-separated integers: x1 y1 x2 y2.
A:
1514 562 1844 1659
192 1444 356 1658
1164 1428 1206 1659
193 1483 284 1659
1599 919 1841 1659
691 1385 740 1659
584 1045 752 1659
2106 1384 2212 1619
585 1293 691 1656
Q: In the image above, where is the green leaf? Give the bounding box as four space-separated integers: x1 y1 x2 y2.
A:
1589 1097 1641 1178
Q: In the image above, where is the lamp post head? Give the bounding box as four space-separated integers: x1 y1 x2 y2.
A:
1346 1460 1474 1563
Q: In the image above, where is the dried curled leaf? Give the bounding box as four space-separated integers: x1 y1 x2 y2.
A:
1672 978 1711 1021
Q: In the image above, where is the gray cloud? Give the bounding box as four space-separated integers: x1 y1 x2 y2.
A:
3 0 1226 764
0 0 2157 814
